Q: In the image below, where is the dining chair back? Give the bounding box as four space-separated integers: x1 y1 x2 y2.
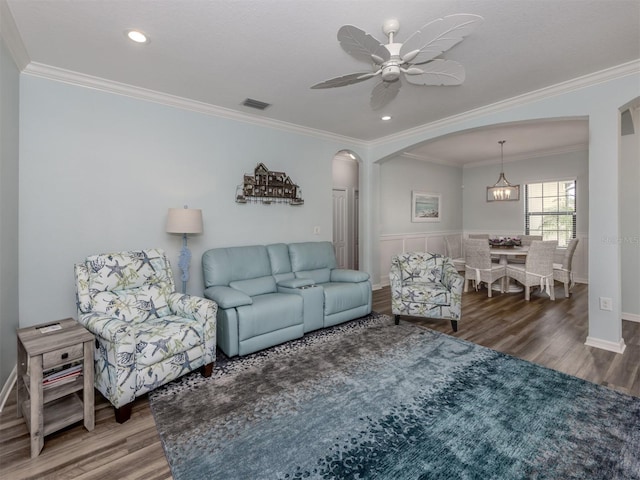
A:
464 239 506 297
554 238 579 297
509 235 542 263
506 240 558 301
444 234 465 273
520 235 543 246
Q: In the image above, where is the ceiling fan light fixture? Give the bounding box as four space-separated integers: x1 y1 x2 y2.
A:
126 30 149 44
486 140 520 201
310 14 483 111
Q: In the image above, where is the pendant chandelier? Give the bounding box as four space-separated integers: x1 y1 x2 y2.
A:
486 140 520 201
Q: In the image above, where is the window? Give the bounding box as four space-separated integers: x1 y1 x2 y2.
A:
525 180 576 247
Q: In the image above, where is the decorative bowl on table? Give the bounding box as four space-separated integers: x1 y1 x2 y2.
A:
489 237 522 248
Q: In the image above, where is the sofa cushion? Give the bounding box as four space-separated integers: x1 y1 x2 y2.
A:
396 253 444 285
322 282 371 315
236 293 303 341
202 245 272 288
134 315 204 367
267 243 292 275
91 284 172 323
289 241 337 272
87 249 172 292
229 276 276 297
401 282 451 306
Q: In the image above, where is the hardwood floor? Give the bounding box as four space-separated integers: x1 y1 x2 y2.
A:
1 283 638 479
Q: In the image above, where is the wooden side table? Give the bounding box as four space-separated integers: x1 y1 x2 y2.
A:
16 318 95 458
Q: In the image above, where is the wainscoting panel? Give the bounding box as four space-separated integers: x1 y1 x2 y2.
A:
379 232 451 286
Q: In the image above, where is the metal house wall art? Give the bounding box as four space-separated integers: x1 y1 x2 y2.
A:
236 163 304 205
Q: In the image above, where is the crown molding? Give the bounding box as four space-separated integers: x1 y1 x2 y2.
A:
371 60 640 148
16 56 639 153
0 0 30 70
21 62 367 148
399 142 588 168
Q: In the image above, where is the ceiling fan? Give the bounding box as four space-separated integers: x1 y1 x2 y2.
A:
311 14 483 110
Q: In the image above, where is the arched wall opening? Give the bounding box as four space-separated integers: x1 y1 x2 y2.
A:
332 150 361 269
373 118 590 286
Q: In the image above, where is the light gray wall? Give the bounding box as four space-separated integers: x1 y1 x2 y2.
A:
379 156 463 234
0 35 20 387
18 74 362 328
620 106 640 319
462 150 589 235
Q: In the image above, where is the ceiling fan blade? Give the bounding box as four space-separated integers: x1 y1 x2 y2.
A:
338 25 390 63
311 72 376 89
400 14 483 65
370 80 401 110
403 59 466 86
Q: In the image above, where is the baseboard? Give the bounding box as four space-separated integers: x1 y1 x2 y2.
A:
0 365 17 412
585 336 627 354
622 312 640 323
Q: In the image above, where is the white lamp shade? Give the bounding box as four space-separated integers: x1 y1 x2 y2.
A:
166 208 203 234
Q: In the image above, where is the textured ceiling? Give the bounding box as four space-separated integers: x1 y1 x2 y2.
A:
5 0 640 163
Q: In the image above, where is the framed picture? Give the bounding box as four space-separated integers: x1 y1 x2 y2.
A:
411 191 441 222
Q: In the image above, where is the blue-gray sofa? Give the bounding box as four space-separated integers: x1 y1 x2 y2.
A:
202 241 372 357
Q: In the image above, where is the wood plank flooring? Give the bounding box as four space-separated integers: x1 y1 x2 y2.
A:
1 283 638 479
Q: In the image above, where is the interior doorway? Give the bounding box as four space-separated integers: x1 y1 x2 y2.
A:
332 151 359 269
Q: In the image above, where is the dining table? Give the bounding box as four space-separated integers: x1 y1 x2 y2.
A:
489 245 529 292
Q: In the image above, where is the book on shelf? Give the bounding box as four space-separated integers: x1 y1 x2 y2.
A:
42 364 82 388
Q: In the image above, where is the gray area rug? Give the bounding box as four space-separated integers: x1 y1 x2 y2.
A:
149 313 640 479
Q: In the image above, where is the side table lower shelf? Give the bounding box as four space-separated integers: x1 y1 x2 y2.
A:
21 394 85 437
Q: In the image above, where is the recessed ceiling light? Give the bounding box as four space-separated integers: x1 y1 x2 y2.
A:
126 30 149 44
381 115 392 121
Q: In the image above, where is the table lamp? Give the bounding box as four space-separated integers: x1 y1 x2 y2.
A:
166 206 203 293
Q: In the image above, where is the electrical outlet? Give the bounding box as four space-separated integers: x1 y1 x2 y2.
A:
599 297 613 311
313 226 320 235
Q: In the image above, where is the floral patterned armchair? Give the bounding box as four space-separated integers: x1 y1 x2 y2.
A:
74 248 217 423
390 252 464 332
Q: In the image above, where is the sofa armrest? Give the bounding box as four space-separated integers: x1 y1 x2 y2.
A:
204 286 252 309
330 269 370 283
77 312 137 407
441 262 464 295
168 293 217 364
277 277 315 289
77 312 134 345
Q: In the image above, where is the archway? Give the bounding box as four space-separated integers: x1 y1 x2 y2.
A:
332 150 360 269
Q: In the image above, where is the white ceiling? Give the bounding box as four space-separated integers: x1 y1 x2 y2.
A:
4 0 640 164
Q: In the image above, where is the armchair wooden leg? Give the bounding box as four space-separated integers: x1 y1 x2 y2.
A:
450 320 458 332
201 362 214 378
114 402 133 424
564 282 570 298
394 315 400 325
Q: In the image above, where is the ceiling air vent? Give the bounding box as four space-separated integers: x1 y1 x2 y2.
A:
242 98 271 110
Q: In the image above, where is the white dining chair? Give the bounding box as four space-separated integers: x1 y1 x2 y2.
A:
553 238 579 297
506 240 558 301
444 234 465 273
508 235 542 264
464 239 506 298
